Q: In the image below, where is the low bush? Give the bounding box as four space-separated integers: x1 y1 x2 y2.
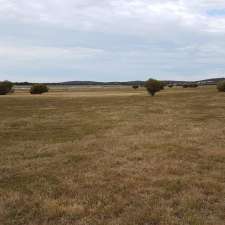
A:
132 85 139 89
168 84 173 88
190 83 198 88
30 84 49 94
0 81 13 95
217 80 225 92
183 83 198 88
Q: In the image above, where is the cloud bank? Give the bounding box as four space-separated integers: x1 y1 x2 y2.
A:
1 0 225 82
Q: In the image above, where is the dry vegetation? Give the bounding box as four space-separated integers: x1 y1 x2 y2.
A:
0 86 225 225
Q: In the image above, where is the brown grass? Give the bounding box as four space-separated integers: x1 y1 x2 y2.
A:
0 86 225 225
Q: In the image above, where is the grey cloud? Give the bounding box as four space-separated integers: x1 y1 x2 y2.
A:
1 0 225 81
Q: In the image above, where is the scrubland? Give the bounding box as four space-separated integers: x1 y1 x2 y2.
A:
0 86 225 225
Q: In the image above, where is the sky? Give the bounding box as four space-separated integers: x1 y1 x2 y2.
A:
1 0 225 82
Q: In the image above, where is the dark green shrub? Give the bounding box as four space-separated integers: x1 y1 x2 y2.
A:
145 79 162 96
190 83 198 88
132 85 139 89
0 81 13 95
183 83 198 88
30 84 49 94
217 80 225 92
168 84 173 88
182 83 198 88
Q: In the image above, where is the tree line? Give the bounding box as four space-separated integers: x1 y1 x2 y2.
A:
0 79 225 96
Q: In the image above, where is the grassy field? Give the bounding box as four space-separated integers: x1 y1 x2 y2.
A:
0 86 225 225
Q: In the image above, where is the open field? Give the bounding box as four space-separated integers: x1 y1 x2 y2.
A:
0 86 225 225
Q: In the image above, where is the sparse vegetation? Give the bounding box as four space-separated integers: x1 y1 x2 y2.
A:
217 80 225 92
0 81 13 95
0 86 225 225
183 83 198 88
145 79 162 96
168 84 173 88
190 83 198 88
30 84 49 94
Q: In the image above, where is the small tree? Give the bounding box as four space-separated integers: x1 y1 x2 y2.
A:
145 79 162 96
132 85 139 89
217 80 225 92
0 81 13 95
30 84 49 94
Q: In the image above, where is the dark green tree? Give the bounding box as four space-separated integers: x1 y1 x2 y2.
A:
145 79 162 96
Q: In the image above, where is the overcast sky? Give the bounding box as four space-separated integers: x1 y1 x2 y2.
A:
1 0 225 82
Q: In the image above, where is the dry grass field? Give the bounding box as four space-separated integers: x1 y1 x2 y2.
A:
0 86 225 225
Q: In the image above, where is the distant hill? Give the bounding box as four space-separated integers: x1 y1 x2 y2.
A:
196 78 225 84
60 77 225 86
13 77 225 86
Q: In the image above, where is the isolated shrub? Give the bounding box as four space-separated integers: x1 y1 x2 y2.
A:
0 81 13 95
217 80 225 92
30 84 49 94
190 83 198 88
145 79 162 96
183 83 198 88
168 84 173 88
132 85 139 89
